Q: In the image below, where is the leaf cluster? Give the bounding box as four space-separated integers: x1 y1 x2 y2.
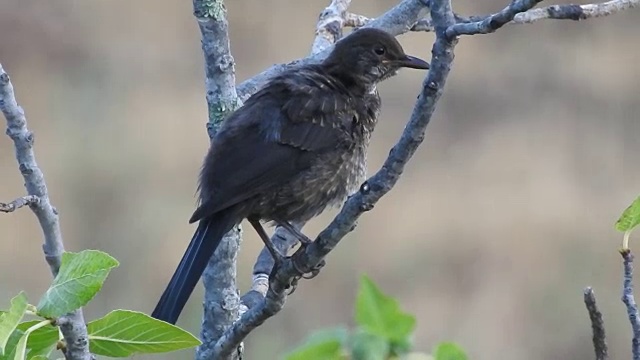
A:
0 250 200 359
285 275 468 360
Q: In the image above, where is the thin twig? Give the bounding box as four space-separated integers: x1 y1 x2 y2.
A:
344 13 435 31
344 12 370 28
236 0 638 101
0 65 93 360
449 0 639 33
514 0 639 24
583 287 608 360
190 1 243 360
446 0 544 38
621 249 640 360
0 195 39 213
353 0 639 34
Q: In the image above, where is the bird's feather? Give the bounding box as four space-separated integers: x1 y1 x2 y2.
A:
189 75 354 224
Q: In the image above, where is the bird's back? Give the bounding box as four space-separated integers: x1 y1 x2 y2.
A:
191 65 381 224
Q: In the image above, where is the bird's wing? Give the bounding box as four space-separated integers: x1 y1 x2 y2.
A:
189 84 353 223
278 68 356 151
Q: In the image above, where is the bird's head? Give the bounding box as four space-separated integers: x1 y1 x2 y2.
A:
323 28 430 91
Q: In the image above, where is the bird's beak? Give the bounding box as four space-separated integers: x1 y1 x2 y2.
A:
396 55 430 70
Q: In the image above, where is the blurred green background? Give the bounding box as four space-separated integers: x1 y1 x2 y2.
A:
1 0 639 359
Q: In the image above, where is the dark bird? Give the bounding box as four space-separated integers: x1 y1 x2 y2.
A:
151 28 429 324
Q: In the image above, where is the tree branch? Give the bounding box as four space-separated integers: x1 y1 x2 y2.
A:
190 1 244 360
352 0 639 37
312 0 352 54
0 65 93 360
451 0 639 30
621 249 640 359
513 0 639 24
446 0 544 38
341 13 437 32
189 0 639 357
583 287 608 360
235 0 430 101
242 0 354 307
236 0 639 103
0 195 39 213
211 0 458 357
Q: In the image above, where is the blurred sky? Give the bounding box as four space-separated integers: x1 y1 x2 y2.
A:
1 0 639 359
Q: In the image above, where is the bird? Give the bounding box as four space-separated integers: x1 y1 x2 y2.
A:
151 27 430 324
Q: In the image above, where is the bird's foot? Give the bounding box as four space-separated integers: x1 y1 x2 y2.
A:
267 253 301 295
301 259 326 279
290 239 326 279
265 236 326 295
289 243 326 280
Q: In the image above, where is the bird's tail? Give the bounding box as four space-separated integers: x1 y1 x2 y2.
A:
151 210 237 324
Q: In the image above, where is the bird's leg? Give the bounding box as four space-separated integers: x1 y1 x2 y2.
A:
275 220 312 244
275 220 325 280
249 218 301 294
248 218 286 268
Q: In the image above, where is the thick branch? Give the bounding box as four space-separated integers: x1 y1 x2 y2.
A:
211 0 457 357
194 0 241 138
583 287 608 360
312 0 352 54
0 65 92 360
191 1 243 360
621 250 640 360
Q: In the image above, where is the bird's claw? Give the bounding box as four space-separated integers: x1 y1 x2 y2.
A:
268 244 326 295
292 239 326 279
268 252 302 295
286 276 300 295
301 259 326 279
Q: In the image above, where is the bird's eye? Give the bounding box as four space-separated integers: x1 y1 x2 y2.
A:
374 46 386 55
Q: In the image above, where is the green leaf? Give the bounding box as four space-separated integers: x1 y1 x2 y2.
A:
285 328 347 360
13 332 28 360
349 330 389 360
87 310 200 357
0 292 28 355
37 250 119 317
0 327 24 360
434 342 467 360
616 196 640 232
12 320 54 360
355 275 416 344
16 321 57 359
28 356 48 360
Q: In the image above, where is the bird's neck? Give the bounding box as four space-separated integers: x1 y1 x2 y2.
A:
322 63 378 96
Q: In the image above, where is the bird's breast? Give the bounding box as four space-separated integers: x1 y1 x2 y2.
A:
257 133 370 223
